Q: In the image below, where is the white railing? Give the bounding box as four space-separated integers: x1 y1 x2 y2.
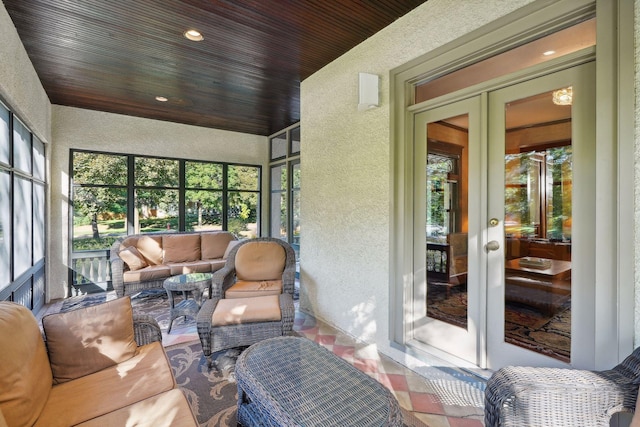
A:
70 250 112 295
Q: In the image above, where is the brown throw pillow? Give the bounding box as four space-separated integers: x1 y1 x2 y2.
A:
42 297 138 384
119 246 148 271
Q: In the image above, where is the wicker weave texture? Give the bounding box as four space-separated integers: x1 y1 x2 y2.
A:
484 347 640 427
132 313 163 346
235 336 404 427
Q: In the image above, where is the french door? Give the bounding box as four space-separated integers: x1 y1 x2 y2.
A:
411 62 595 369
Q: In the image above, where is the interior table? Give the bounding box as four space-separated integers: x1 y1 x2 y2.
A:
235 336 404 427
163 272 212 333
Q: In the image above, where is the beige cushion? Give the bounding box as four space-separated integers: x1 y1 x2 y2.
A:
201 232 235 260
223 240 241 260
163 234 201 263
0 302 52 427
126 235 164 265
212 294 281 326
167 261 212 275
119 245 148 270
235 241 286 281
209 259 226 272
75 389 197 427
42 297 138 384
225 280 283 299
34 342 176 427
123 264 172 283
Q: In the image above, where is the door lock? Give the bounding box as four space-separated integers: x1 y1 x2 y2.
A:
485 240 500 252
489 218 500 227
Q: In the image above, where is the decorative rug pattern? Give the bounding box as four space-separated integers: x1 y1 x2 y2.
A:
427 286 571 362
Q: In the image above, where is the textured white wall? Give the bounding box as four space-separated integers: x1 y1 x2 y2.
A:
0 3 50 142
299 0 550 361
634 0 640 347
49 106 267 300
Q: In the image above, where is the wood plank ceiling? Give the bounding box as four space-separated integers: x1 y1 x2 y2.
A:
3 0 426 136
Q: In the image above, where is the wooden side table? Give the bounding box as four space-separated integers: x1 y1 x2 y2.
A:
163 272 212 333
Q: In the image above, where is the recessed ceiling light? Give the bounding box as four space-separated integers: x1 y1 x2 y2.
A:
542 50 556 56
184 29 204 41
155 96 168 102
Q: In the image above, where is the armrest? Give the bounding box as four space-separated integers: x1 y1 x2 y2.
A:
485 366 636 427
211 266 236 298
278 293 295 333
132 314 163 346
196 298 219 356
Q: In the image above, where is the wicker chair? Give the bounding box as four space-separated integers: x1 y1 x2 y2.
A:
196 237 296 367
484 347 640 426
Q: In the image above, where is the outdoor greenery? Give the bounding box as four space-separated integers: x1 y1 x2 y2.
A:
72 152 260 251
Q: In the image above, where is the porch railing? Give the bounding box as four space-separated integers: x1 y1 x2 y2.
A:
69 250 112 295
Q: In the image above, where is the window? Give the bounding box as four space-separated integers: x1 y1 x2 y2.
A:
71 151 261 251
0 101 47 311
269 124 300 258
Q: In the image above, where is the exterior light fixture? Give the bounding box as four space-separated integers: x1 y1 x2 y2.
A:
552 87 573 106
184 29 204 41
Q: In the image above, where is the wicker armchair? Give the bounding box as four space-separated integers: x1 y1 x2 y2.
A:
197 237 296 367
485 347 640 426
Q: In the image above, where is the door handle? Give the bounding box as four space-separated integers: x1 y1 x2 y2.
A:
485 240 500 252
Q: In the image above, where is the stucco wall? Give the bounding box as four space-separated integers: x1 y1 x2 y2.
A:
299 0 536 362
49 106 268 300
0 3 50 143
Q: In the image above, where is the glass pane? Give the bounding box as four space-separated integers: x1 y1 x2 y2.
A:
72 187 127 251
33 183 45 261
13 176 32 277
0 171 10 290
290 126 301 154
503 89 572 363
270 164 287 238
228 191 258 239
73 152 127 186
135 189 179 233
33 136 45 181
292 162 301 258
270 132 287 160
135 157 179 187
228 165 259 191
0 103 9 165
425 116 469 329
185 190 223 231
185 161 222 189
13 117 31 174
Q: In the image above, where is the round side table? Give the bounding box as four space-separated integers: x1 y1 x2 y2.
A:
163 272 212 333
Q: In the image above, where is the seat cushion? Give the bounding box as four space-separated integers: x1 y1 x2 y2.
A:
225 280 283 299
42 296 138 384
34 342 176 427
74 389 197 427
123 264 172 283
167 261 212 275
212 295 281 326
119 245 148 271
0 302 52 427
163 234 201 263
209 259 226 272
201 232 235 260
235 241 286 281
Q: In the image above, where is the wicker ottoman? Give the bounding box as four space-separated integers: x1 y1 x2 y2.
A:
235 336 404 426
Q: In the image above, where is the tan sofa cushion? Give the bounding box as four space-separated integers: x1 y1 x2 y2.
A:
123 264 172 283
0 302 52 427
168 261 212 275
212 294 281 326
34 342 176 427
201 232 235 260
42 297 138 384
163 234 201 263
119 245 148 271
225 280 283 299
235 241 286 281
75 389 197 427
209 259 226 272
121 235 164 265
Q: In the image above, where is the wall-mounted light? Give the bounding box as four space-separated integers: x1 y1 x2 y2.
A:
552 87 573 106
358 72 379 111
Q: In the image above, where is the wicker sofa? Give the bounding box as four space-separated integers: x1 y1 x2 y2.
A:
110 231 237 297
0 297 198 426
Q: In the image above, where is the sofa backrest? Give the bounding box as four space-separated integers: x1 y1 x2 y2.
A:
201 231 235 260
0 302 53 427
235 241 286 281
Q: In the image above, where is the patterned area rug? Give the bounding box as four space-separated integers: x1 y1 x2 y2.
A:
427 287 571 362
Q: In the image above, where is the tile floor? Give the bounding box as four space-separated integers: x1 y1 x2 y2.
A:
38 294 487 427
